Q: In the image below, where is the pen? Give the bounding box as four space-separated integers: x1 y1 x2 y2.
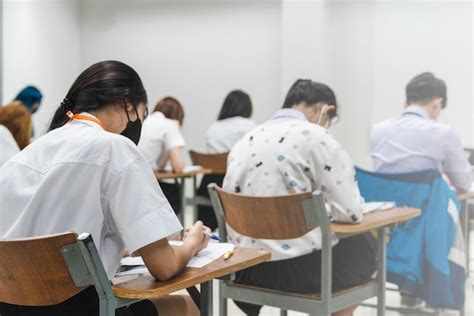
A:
223 250 234 260
203 231 221 241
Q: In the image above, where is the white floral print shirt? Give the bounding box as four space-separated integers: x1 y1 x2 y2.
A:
223 108 364 261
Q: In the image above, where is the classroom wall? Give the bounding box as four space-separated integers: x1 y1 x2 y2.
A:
2 0 82 135
281 0 473 168
372 0 474 149
79 0 282 153
2 0 473 161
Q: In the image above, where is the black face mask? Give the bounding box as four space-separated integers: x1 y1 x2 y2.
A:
121 106 142 145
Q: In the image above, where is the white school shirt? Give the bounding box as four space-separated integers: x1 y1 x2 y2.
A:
138 111 186 171
223 108 364 261
0 125 20 167
370 105 472 192
206 117 256 153
0 113 182 279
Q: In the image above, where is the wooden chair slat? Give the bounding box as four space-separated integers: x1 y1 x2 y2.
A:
189 150 228 174
214 186 314 239
0 232 87 306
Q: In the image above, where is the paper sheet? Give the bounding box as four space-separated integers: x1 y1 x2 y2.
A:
362 201 396 214
116 241 235 277
162 165 203 173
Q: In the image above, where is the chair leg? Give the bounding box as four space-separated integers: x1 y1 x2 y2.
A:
377 227 386 316
219 281 228 316
280 309 288 316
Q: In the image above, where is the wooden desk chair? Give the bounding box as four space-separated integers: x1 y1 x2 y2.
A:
0 232 139 316
189 150 228 209
208 184 390 316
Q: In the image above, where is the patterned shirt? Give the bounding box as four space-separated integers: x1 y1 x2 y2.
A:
223 108 364 261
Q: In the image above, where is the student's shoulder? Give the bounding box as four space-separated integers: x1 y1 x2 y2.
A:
431 121 460 142
94 131 144 168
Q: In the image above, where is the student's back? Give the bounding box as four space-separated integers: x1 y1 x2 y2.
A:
370 72 472 192
0 115 168 277
206 117 255 153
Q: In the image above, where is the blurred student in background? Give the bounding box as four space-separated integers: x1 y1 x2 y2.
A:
205 90 256 153
0 102 32 166
139 96 186 215
370 72 472 192
14 86 43 114
197 90 257 230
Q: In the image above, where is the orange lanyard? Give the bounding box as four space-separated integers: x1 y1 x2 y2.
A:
66 111 105 130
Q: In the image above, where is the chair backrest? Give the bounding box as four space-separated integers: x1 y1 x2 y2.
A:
189 150 228 174
0 232 113 307
208 184 330 240
464 147 474 165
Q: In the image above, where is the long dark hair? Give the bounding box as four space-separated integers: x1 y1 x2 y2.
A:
217 90 252 120
48 60 148 131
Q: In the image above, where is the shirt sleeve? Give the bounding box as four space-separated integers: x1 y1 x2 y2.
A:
164 121 186 151
441 128 472 192
106 155 183 253
311 131 364 223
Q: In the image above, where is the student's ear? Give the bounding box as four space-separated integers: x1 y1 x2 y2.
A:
431 98 443 119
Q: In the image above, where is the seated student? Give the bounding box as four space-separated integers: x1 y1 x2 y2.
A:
198 90 256 230
0 60 210 316
223 79 375 316
370 72 472 192
139 97 186 214
206 90 256 153
0 102 32 166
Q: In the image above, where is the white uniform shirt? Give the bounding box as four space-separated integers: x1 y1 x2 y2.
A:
0 114 182 278
223 108 364 261
0 125 20 167
206 117 256 153
370 105 472 192
138 111 186 171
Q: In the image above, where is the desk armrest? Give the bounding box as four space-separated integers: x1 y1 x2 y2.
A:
112 247 270 299
331 207 421 235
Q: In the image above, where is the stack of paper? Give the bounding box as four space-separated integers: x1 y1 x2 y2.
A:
116 241 235 277
362 201 396 214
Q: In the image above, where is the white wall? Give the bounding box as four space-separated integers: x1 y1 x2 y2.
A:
2 0 82 135
80 0 282 153
2 0 473 159
281 0 473 168
372 0 473 148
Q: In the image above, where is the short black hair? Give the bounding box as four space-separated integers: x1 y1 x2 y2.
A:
217 90 252 120
406 72 447 108
282 79 337 117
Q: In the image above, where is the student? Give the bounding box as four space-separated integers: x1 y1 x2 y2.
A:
197 90 257 230
223 79 375 316
205 90 256 153
0 102 32 166
370 72 472 192
0 61 210 316
14 85 43 114
138 97 186 214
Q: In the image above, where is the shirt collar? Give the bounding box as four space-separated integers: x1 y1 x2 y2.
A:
73 112 104 130
271 108 308 121
403 105 430 119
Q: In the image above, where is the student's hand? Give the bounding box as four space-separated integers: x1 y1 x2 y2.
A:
318 104 336 128
183 221 210 254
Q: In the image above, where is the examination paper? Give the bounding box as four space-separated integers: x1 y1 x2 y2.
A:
116 241 235 277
